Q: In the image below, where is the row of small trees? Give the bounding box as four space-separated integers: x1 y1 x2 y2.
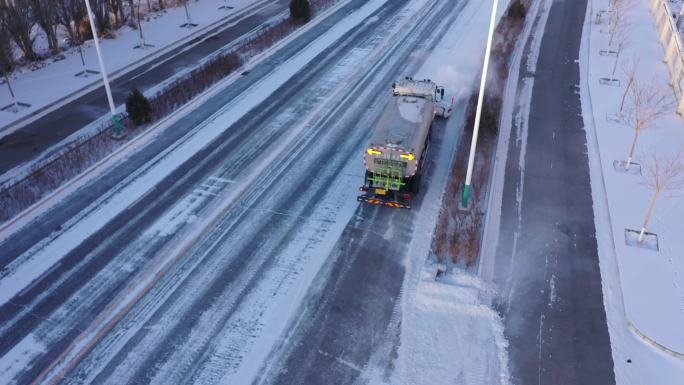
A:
0 0 307 73
0 0 179 72
602 0 684 244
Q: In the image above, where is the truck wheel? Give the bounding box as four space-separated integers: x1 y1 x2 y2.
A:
410 173 421 194
365 170 373 186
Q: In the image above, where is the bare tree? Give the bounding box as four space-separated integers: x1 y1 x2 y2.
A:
134 0 152 48
56 0 86 45
622 79 673 167
31 0 60 54
0 21 18 110
610 0 637 11
89 0 112 33
0 17 13 73
179 0 196 28
0 0 38 61
637 150 684 242
610 18 630 77
107 0 126 28
608 0 635 46
618 57 639 114
127 0 135 27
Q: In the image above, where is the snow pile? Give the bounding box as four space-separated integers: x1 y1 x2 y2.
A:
396 269 509 385
581 0 684 382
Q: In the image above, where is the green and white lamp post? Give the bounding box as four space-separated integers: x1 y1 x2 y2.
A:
462 0 499 208
84 0 124 138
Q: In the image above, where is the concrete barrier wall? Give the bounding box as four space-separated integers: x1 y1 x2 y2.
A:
650 0 684 114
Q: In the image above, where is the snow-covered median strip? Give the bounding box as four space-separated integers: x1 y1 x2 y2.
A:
0 0 390 307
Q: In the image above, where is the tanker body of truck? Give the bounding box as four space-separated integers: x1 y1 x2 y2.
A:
358 78 451 209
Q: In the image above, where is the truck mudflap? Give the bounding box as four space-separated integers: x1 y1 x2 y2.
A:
357 187 412 209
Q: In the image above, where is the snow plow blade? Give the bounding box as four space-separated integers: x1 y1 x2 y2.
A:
357 194 411 209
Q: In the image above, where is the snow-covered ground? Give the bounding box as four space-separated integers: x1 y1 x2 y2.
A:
395 270 509 385
0 0 271 138
581 0 684 382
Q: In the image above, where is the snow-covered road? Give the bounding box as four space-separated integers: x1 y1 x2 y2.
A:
0 1 487 384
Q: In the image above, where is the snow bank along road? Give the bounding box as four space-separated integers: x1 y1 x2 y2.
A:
0 0 288 175
0 0 473 384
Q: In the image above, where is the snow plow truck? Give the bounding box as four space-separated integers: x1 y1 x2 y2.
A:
358 78 452 209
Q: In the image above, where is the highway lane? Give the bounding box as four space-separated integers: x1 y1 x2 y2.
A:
262 124 444 385
260 3 469 383
0 0 372 269
0 0 289 175
64 2 465 384
0 1 460 383
1 0 382 380
492 0 615 384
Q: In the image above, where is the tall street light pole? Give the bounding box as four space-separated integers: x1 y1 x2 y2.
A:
462 0 499 208
84 0 124 138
